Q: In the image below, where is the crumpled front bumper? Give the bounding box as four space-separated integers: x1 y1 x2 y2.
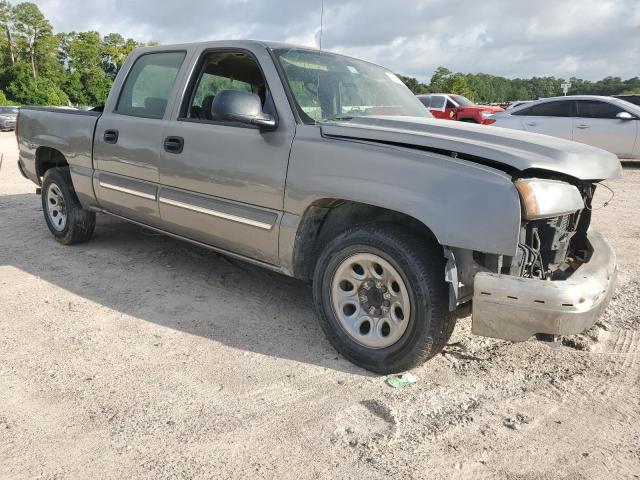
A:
472 228 617 342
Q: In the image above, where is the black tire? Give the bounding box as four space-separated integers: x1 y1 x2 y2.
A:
41 167 96 245
313 224 455 374
460 118 478 123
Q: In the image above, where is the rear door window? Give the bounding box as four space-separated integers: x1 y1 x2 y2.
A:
575 100 624 119
116 51 186 119
513 101 571 117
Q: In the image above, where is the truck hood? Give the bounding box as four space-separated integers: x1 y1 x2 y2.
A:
321 116 622 181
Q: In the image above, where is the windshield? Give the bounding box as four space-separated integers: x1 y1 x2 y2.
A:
450 95 475 107
273 48 431 123
0 107 18 115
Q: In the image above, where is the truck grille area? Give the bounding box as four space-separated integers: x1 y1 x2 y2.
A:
509 183 595 280
512 213 581 279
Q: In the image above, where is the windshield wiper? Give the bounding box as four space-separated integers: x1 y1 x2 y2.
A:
320 116 354 123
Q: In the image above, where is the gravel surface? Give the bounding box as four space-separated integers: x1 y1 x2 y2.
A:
1 132 639 479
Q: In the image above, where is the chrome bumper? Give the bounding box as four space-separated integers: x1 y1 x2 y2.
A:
472 228 617 342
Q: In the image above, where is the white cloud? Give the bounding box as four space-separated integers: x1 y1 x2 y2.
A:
30 0 640 81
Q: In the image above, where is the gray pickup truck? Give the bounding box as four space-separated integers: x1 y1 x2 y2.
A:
17 41 621 373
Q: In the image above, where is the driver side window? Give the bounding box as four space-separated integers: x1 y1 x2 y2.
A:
182 50 275 122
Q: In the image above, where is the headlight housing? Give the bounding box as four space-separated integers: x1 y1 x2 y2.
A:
514 178 584 220
480 111 494 118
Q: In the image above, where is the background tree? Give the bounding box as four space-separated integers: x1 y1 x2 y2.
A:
11 2 52 79
0 0 14 64
429 67 452 92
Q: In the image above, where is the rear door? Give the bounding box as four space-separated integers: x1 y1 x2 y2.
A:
511 100 573 139
156 47 296 264
573 100 638 156
93 50 188 226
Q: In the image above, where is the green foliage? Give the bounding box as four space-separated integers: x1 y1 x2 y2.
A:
428 67 451 92
396 74 430 94
1 62 67 104
0 89 18 105
0 1 147 106
400 67 640 103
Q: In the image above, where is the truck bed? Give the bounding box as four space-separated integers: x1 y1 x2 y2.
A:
17 107 101 206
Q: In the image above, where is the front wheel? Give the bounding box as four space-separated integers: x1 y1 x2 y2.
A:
313 225 455 374
41 167 96 245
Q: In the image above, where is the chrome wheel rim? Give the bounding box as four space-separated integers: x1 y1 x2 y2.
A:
46 183 67 232
331 252 411 349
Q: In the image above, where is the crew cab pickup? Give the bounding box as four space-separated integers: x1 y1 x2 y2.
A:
417 93 504 124
17 41 621 373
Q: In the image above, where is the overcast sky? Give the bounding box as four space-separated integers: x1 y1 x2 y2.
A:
34 0 640 81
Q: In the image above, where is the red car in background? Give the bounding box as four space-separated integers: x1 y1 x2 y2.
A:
417 93 504 125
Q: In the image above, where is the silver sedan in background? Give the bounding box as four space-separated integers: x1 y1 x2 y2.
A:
0 106 18 131
491 95 640 158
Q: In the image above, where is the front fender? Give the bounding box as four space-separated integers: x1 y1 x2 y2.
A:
285 126 522 256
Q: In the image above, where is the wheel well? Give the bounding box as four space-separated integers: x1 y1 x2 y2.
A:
292 199 440 280
36 147 68 180
459 118 478 123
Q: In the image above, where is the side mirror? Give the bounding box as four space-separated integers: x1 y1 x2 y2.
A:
211 90 277 130
616 111 635 120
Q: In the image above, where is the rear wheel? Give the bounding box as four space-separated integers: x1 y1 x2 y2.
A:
313 224 455 374
41 167 96 245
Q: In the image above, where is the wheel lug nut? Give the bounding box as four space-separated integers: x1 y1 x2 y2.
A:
383 292 391 300
383 300 390 307
369 306 376 314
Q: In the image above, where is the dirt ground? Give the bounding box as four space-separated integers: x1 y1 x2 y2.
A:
0 131 638 480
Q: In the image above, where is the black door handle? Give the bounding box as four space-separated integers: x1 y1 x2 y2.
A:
103 129 119 144
164 136 184 154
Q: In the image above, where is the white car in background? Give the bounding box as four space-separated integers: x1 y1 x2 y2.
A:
491 95 640 158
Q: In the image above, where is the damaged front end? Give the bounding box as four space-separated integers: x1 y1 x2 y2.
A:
448 178 618 342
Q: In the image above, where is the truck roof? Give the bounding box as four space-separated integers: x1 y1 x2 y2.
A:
134 39 389 70
138 39 300 51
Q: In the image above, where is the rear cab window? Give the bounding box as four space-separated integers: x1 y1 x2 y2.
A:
115 51 186 119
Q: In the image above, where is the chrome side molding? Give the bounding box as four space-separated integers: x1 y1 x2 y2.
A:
159 196 273 230
99 181 156 201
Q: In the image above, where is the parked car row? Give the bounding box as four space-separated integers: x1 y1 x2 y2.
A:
0 106 18 131
418 93 639 158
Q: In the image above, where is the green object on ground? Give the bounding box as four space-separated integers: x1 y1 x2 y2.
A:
385 373 417 388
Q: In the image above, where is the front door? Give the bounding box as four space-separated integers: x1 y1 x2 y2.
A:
93 51 187 226
428 95 454 120
573 100 638 156
157 49 295 264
